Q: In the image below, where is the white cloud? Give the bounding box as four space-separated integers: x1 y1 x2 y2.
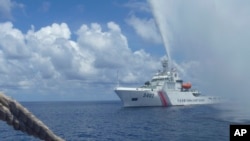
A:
107 22 121 32
18 80 31 89
0 0 24 20
77 21 159 83
31 23 71 40
0 0 12 19
0 22 29 59
77 22 129 70
30 53 59 79
124 1 151 13
126 14 162 44
0 21 160 100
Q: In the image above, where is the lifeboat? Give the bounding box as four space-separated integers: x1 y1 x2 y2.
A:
182 82 191 89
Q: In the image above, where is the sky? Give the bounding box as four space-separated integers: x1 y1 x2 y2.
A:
0 0 250 112
0 0 165 101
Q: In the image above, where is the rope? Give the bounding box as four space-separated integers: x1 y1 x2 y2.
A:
0 92 65 141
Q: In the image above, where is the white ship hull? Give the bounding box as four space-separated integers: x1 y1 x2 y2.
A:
115 87 219 107
115 87 162 107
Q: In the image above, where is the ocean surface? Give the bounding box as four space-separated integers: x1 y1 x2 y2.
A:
0 101 248 141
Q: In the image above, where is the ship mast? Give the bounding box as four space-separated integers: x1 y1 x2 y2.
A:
161 58 169 74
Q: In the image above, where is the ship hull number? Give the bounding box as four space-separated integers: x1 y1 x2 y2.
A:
143 93 154 98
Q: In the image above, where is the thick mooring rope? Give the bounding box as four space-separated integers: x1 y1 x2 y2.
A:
0 93 64 141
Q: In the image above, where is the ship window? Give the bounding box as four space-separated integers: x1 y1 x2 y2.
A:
176 80 183 83
131 98 138 101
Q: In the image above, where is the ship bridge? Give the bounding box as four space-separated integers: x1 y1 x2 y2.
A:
141 59 183 91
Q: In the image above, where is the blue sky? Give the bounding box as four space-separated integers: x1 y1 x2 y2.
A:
8 0 164 54
1 0 250 106
0 0 165 101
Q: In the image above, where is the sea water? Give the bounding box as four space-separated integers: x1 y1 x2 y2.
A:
0 101 244 141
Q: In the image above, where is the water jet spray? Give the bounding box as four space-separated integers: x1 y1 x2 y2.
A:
148 0 172 67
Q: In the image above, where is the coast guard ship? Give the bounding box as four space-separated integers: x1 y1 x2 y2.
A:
114 59 219 107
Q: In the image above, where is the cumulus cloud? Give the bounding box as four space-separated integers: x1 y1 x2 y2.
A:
77 21 159 83
0 21 160 100
149 0 250 121
0 22 29 59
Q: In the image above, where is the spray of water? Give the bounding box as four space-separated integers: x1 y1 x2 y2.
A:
149 0 250 122
148 0 172 65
